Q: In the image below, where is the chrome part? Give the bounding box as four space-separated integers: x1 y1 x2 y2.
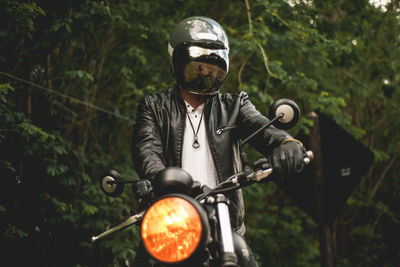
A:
216 124 237 135
206 196 215 204
253 168 273 182
91 211 145 243
303 150 314 165
102 176 117 193
306 150 314 160
217 202 235 253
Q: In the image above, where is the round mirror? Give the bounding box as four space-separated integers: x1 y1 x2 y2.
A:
268 99 300 130
100 170 124 197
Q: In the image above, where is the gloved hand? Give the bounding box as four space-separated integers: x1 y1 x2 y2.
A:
270 139 305 179
133 179 152 199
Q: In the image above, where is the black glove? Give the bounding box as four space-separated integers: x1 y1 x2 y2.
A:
270 139 304 179
133 179 152 199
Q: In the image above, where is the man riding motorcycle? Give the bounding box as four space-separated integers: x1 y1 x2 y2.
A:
131 16 305 266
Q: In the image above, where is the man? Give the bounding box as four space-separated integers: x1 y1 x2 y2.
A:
132 16 304 266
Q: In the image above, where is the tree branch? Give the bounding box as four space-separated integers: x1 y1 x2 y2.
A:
369 156 396 200
245 0 253 35
238 53 250 88
244 0 282 80
255 39 282 80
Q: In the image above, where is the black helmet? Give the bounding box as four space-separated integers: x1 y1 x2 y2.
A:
168 16 229 95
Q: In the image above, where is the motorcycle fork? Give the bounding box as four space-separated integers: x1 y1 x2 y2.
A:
214 194 238 267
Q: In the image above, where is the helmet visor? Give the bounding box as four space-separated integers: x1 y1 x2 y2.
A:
173 46 229 95
183 61 227 95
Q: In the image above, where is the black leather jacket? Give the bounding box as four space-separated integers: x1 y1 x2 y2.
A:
132 86 291 234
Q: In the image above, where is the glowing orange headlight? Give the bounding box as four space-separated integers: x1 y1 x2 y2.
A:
141 196 203 263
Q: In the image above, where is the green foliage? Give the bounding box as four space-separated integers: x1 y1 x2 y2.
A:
0 83 15 103
2 1 45 35
2 223 29 241
244 183 321 267
0 0 399 266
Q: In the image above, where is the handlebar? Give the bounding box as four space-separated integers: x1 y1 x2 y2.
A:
93 150 314 242
197 150 314 201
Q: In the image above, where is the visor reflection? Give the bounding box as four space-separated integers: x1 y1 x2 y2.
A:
188 46 229 70
184 62 226 81
183 62 226 93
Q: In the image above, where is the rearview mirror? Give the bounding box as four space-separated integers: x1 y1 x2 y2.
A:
268 99 300 130
100 170 125 197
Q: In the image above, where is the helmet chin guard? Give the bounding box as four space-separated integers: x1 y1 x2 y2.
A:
168 16 229 95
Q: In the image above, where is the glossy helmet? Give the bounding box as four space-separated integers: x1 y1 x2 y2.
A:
168 16 229 95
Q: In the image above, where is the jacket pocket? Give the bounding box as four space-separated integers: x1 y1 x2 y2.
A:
216 123 237 135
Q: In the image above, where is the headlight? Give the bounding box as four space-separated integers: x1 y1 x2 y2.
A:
141 195 205 263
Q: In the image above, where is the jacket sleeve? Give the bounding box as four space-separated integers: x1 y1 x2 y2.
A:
237 91 292 155
132 96 166 180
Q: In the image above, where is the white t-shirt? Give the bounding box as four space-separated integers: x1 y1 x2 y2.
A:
181 101 218 188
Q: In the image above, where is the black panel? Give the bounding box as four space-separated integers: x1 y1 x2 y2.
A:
277 112 374 222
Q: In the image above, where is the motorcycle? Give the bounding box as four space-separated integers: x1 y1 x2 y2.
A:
92 99 313 266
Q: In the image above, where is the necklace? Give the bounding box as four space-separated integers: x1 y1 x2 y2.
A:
186 108 204 149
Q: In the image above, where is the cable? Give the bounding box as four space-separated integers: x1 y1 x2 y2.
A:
0 71 132 122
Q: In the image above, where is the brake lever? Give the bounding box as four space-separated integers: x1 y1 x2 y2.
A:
247 150 314 183
91 211 145 243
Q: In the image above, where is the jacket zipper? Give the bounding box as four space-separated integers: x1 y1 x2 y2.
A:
216 124 237 135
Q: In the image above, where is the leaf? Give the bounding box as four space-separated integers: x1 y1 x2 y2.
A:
0 204 6 212
18 121 55 141
82 203 98 215
2 223 28 241
0 83 15 103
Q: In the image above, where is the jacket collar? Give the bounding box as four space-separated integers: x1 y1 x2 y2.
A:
173 85 218 112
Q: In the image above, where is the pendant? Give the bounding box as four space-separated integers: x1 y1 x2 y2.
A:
192 136 200 149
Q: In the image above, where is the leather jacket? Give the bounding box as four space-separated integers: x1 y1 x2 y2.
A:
132 86 292 234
